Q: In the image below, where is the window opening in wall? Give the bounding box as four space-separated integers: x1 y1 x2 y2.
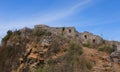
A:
93 39 95 43
69 29 71 33
62 27 65 32
84 35 87 39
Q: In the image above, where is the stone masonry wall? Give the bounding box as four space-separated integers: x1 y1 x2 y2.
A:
34 25 104 45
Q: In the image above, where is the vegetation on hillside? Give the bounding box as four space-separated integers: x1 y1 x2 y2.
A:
33 28 51 36
0 26 118 72
35 42 93 72
98 44 115 53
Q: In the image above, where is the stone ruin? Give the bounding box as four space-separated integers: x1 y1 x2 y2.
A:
34 24 77 37
19 24 120 51
34 24 120 65
34 24 104 45
79 31 103 45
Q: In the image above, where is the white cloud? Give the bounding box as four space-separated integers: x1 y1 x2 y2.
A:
38 0 91 23
0 0 92 42
0 0 92 26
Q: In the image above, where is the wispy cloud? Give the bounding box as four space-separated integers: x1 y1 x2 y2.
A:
0 0 92 41
29 0 92 24
0 0 92 27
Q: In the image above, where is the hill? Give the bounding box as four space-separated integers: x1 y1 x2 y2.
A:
0 24 120 72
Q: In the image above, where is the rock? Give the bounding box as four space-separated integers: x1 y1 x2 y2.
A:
105 67 111 71
110 51 120 64
103 63 112 67
110 51 120 58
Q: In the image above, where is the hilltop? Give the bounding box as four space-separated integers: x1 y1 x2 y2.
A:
0 24 120 72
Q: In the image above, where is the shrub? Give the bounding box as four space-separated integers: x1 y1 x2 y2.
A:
2 30 13 42
35 67 43 72
86 61 93 70
33 28 51 36
69 42 83 55
83 42 92 48
66 42 93 71
0 46 18 71
98 44 114 53
14 30 21 35
34 29 45 36
35 42 93 72
35 63 55 72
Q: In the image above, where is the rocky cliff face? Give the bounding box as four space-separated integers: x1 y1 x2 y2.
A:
0 24 120 72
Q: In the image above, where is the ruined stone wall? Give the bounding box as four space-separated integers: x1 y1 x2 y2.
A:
34 24 49 29
34 25 104 45
20 27 33 37
108 41 120 51
34 25 77 37
80 31 103 45
49 27 77 37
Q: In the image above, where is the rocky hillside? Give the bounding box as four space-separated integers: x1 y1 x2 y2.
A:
0 24 120 72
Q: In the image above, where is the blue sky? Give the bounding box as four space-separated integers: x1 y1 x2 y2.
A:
0 0 120 42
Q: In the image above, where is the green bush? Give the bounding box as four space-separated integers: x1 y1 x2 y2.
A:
2 30 13 42
34 29 44 36
98 44 114 53
2 30 21 43
69 42 83 55
35 64 55 72
14 30 21 35
0 46 18 71
33 28 51 36
35 42 93 72
86 61 93 70
83 42 92 48
35 67 43 72
66 42 93 71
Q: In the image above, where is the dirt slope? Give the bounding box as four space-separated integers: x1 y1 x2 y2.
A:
83 47 120 72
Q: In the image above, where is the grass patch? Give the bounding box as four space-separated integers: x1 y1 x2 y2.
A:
98 44 114 53
33 28 51 37
83 42 93 48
